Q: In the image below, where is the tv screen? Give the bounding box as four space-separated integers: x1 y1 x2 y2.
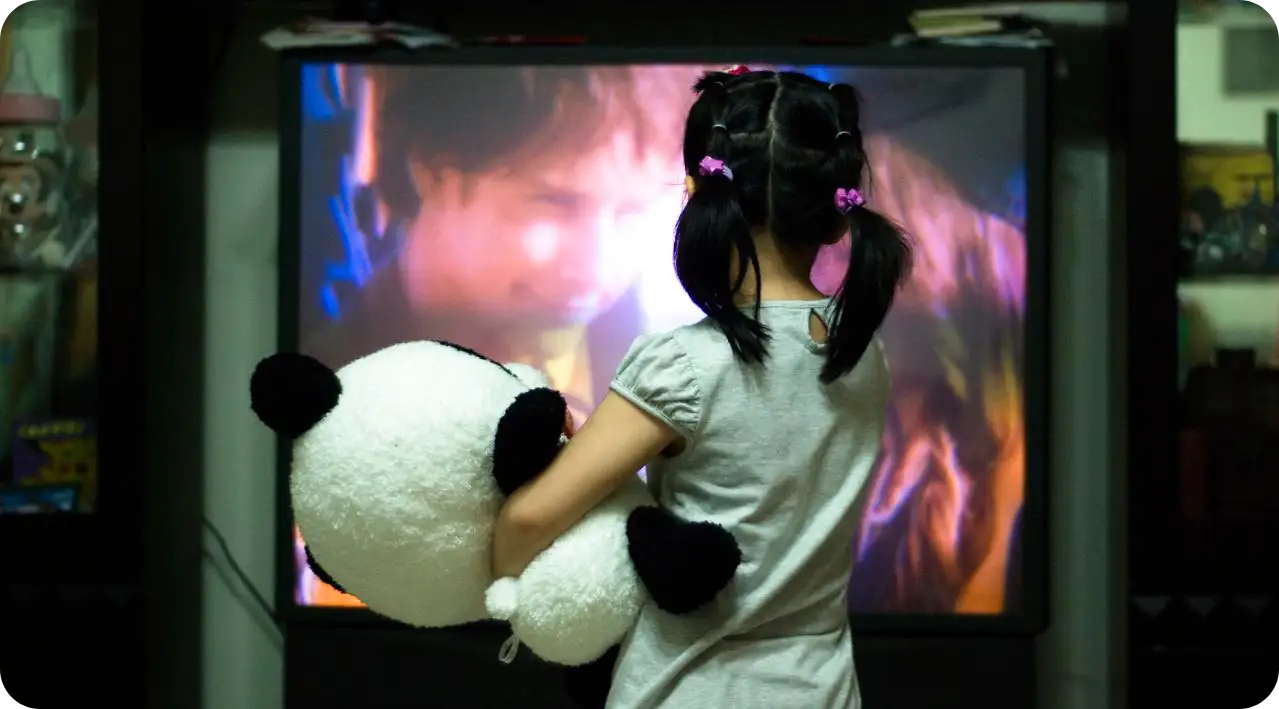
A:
283 53 1045 628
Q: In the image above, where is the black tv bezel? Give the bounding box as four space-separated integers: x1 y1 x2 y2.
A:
275 45 1051 637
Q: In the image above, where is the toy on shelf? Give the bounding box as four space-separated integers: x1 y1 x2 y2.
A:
0 275 58 462
64 83 96 190
0 482 79 514
1178 142 1278 278
8 417 96 512
0 48 70 271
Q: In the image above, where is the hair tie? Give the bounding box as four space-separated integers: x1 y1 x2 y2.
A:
834 187 864 214
724 64 751 76
711 123 728 132
698 156 733 181
834 130 851 139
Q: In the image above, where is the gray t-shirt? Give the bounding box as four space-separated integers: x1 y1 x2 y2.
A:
605 299 889 709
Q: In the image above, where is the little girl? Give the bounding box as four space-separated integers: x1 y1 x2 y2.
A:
491 67 912 709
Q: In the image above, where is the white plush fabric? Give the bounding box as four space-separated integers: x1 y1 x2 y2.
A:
485 478 651 665
288 341 651 665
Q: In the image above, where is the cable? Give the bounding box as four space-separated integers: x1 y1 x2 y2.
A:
201 517 280 632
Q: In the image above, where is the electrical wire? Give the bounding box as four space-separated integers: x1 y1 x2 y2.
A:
201 517 281 638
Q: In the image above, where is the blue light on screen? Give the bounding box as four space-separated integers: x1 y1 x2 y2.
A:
301 64 393 321
1004 167 1026 224
793 65 838 84
301 64 343 122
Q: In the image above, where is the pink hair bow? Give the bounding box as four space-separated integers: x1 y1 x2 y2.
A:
698 156 734 180
835 187 865 213
723 64 752 76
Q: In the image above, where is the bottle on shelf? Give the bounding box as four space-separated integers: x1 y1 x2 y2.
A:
0 48 70 271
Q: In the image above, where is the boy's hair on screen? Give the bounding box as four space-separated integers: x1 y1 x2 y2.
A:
366 66 689 213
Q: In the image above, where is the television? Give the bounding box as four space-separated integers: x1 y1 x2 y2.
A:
276 47 1050 634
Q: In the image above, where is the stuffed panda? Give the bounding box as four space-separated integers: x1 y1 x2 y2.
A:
249 341 741 675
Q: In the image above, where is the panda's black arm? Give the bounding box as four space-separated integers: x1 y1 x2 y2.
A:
492 388 569 497
626 506 742 615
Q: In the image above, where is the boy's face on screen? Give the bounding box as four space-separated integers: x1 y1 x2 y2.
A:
396 112 684 327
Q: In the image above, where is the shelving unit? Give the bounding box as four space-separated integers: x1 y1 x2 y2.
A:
1176 12 1279 345
0 0 99 495
1131 10 1279 708
0 1 147 706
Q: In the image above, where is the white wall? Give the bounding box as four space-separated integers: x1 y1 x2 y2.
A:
1176 20 1278 144
200 22 286 709
1176 18 1279 362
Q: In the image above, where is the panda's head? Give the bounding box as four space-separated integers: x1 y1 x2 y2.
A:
250 341 561 628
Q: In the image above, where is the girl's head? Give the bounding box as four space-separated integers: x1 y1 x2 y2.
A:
676 69 913 382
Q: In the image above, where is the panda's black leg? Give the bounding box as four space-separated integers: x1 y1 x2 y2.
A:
563 645 620 709
492 388 569 497
626 506 742 615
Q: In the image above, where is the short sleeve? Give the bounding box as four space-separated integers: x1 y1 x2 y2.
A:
609 332 702 444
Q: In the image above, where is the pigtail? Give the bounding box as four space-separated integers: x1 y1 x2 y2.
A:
675 74 770 363
821 83 912 383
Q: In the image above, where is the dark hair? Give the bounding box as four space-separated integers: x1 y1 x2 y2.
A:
372 67 657 204
675 70 913 383
371 68 600 217
376 67 592 173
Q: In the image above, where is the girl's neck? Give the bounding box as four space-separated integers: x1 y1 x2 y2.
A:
737 280 828 304
733 231 828 304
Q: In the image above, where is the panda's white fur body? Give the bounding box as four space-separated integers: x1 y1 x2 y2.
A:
486 478 652 665
287 341 652 665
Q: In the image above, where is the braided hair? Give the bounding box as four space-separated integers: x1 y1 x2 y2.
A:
675 69 913 382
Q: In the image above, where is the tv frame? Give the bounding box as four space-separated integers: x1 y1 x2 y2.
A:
274 45 1051 636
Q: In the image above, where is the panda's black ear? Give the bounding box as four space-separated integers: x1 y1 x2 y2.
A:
250 353 341 439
